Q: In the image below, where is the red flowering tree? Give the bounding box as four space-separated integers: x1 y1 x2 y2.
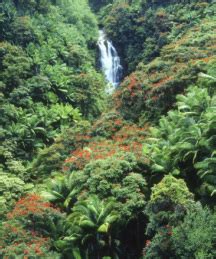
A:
0 222 52 258
0 194 64 257
113 74 147 121
7 194 64 236
64 123 149 170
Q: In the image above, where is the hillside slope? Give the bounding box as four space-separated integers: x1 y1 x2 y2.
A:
0 0 216 258
100 0 216 121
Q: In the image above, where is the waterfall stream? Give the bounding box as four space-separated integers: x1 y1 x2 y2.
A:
98 30 122 92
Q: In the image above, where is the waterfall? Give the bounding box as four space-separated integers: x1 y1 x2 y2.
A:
98 30 122 92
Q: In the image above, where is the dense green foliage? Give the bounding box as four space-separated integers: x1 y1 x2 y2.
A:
172 203 216 258
0 0 106 175
144 84 216 199
102 0 216 121
0 0 216 258
102 0 215 72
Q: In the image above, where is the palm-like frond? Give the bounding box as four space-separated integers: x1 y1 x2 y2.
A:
41 173 79 210
145 85 216 197
65 195 119 256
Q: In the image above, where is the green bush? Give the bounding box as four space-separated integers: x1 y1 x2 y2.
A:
143 175 194 258
144 84 216 198
0 171 33 216
172 203 216 259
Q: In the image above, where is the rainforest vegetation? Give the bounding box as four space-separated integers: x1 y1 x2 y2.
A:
0 0 216 258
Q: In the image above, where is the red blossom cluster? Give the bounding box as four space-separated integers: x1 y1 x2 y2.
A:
158 224 173 236
151 95 159 101
127 74 138 91
142 239 151 256
145 240 151 246
191 56 213 64
152 76 172 88
7 194 59 220
114 119 123 126
113 74 143 109
91 115 124 136
0 223 50 257
0 194 62 257
64 124 148 170
2 237 50 257
165 224 172 236
65 148 91 169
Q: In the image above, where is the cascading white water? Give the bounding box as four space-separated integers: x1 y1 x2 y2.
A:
98 30 122 92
